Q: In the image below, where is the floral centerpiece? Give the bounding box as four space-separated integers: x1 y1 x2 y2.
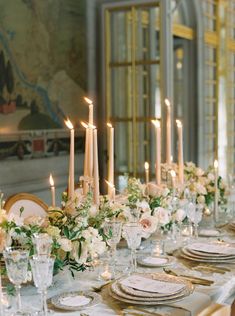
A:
0 192 121 276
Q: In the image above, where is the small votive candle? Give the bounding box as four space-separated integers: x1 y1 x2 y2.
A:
100 265 112 281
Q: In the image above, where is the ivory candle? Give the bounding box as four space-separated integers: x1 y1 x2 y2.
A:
107 123 114 197
81 121 89 195
170 170 176 189
105 180 115 201
84 97 93 126
93 129 100 205
151 119 161 185
65 118 74 199
165 99 171 165
49 174 56 207
214 160 219 222
144 162 150 184
176 120 184 184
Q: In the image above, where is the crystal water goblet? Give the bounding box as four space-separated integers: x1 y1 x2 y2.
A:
30 255 55 316
103 220 122 274
3 247 29 315
32 233 53 256
123 223 142 273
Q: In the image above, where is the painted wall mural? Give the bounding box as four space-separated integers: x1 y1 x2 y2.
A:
0 0 87 133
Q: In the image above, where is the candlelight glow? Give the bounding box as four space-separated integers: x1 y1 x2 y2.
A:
88 123 96 129
81 121 88 129
165 99 171 107
49 174 54 187
107 123 113 128
84 97 93 105
170 170 176 178
105 180 115 189
171 155 173 163
144 162 149 170
176 119 182 128
214 160 218 169
151 119 160 128
65 118 74 130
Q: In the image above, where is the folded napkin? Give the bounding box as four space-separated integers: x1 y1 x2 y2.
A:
197 303 230 316
171 292 212 316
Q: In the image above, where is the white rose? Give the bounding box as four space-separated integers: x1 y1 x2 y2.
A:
139 213 158 238
197 195 205 204
194 183 207 195
89 205 99 217
207 173 215 181
136 200 150 213
59 238 72 252
195 168 204 177
154 207 170 225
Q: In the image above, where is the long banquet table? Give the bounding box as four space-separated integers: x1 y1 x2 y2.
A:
20 235 235 316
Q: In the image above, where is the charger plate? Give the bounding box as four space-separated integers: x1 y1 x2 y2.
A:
180 249 235 263
182 247 235 260
137 255 175 268
109 273 194 305
50 291 101 311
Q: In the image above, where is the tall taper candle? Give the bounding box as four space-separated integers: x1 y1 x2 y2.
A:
65 119 74 199
93 129 100 205
107 123 114 197
151 120 161 185
144 162 149 184
49 174 56 207
165 99 171 164
214 160 219 222
81 122 89 195
84 97 94 126
105 180 115 201
176 120 184 184
88 125 94 178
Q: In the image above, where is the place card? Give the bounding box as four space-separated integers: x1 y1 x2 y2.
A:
188 242 235 255
143 257 168 265
59 295 91 307
120 275 185 294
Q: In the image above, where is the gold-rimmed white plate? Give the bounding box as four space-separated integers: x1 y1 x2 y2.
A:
137 255 175 268
182 247 235 260
180 249 235 263
50 291 101 311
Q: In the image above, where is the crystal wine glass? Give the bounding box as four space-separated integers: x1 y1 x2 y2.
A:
32 233 53 256
123 223 142 273
3 247 29 315
103 220 122 272
30 255 55 316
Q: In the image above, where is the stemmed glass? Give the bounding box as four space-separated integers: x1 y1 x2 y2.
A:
3 247 29 315
123 223 142 273
103 220 122 273
187 203 203 239
30 255 55 316
32 233 53 256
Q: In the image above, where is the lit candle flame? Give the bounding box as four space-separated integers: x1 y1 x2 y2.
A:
105 180 115 189
165 99 171 107
151 119 160 128
64 118 74 130
49 174 54 187
144 162 149 170
214 160 218 169
81 121 88 129
176 119 182 128
170 170 176 178
84 97 93 105
107 123 113 128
